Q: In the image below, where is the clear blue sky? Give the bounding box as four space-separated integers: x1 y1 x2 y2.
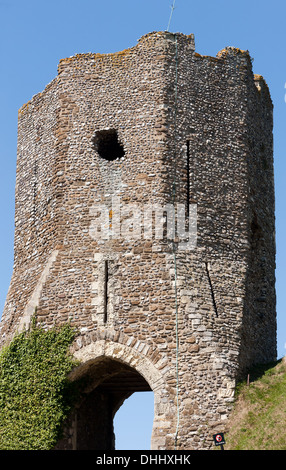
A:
0 0 285 450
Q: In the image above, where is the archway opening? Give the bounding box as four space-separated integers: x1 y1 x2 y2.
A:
114 391 154 450
71 357 152 450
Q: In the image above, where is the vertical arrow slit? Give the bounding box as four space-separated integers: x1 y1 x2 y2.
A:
205 262 218 317
186 140 190 217
103 260 108 323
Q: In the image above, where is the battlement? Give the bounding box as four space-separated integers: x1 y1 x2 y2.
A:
19 32 271 117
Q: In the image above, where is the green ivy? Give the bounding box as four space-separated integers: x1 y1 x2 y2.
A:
0 320 80 450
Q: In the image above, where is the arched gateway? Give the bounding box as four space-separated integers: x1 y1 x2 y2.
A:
55 334 173 450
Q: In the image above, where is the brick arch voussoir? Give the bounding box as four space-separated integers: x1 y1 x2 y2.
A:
69 328 167 392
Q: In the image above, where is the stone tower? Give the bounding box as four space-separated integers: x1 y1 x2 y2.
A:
0 32 276 450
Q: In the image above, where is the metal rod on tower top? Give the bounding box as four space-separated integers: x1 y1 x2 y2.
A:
167 0 176 32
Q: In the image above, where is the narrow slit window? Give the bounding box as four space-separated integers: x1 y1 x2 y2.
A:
186 140 190 217
205 262 218 317
103 260 109 323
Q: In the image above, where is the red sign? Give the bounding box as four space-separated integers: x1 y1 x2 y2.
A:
213 433 226 446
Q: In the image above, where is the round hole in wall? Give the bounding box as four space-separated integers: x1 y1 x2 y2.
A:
93 129 125 162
